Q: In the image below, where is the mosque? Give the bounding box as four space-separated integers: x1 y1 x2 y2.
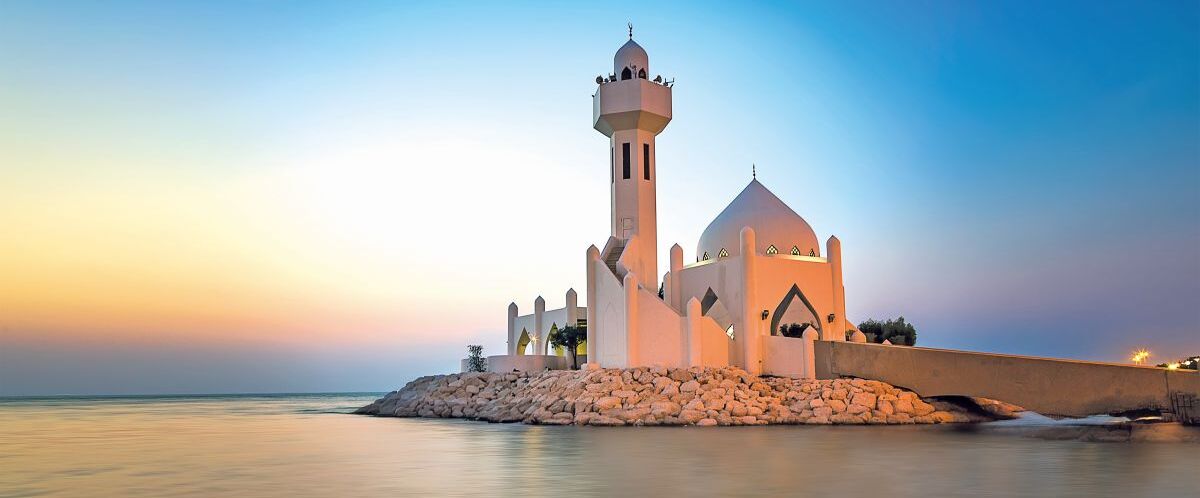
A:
487 32 862 378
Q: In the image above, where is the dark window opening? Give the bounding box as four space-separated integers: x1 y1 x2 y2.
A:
638 68 647 79
621 67 632 80
642 143 650 180
610 147 614 183
621 143 630 179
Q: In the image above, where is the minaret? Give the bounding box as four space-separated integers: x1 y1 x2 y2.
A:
593 27 672 289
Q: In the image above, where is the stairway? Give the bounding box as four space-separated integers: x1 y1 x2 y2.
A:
604 239 627 276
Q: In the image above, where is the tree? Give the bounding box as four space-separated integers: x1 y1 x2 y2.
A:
779 322 812 338
857 317 917 346
549 324 587 369
466 345 486 372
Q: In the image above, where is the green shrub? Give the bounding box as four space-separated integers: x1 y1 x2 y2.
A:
857 317 917 346
466 345 486 372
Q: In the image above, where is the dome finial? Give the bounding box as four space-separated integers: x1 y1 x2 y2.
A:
752 163 756 180
627 22 633 39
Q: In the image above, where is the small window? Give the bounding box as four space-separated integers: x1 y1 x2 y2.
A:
621 67 632 80
610 147 614 183
809 249 816 257
638 68 647 79
621 143 630 179
791 246 801 256
766 245 778 255
725 324 735 340
702 252 709 261
642 143 650 180
718 248 729 258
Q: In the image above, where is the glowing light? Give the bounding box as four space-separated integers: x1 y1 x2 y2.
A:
1166 362 1180 370
1130 349 1151 365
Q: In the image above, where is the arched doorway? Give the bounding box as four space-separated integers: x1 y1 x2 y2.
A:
769 284 822 337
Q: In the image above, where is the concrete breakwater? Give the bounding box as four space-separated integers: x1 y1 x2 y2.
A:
356 367 1011 426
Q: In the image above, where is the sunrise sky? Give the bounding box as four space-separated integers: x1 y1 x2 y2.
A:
2 1 1197 395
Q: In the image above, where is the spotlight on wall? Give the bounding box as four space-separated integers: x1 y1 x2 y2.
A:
760 310 769 320
827 313 836 323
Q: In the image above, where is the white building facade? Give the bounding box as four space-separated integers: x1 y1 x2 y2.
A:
494 34 861 378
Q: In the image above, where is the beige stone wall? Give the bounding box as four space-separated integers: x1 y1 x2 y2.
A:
814 341 1200 417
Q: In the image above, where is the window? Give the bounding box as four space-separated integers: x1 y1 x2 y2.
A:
791 246 801 256
702 252 709 261
638 68 647 79
725 324 735 340
809 249 816 257
642 143 650 180
718 248 729 258
766 245 778 255
621 143 630 179
621 67 632 80
610 147 614 183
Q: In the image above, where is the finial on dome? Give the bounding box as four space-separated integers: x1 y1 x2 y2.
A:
752 163 756 180
628 22 633 39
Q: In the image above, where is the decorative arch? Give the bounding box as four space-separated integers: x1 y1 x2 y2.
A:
621 67 632 80
766 245 778 255
516 329 531 355
702 251 710 261
700 288 719 314
809 248 816 257
769 284 823 338
790 246 801 256
547 324 562 356
637 68 647 79
718 248 729 258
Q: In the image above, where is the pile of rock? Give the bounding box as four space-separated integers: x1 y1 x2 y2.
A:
358 366 984 426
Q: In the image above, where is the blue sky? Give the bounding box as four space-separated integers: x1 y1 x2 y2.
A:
1 1 1197 394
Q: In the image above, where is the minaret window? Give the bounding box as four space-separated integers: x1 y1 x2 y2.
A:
610 147 614 183
718 248 729 258
642 144 650 180
621 67 632 80
621 143 630 179
638 68 647 79
766 245 778 255
791 246 801 256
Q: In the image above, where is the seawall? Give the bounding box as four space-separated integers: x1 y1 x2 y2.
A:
356 366 1001 426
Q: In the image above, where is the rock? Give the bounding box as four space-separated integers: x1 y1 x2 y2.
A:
697 418 718 426
651 401 681 418
827 399 847 413
736 416 758 425
850 392 877 409
594 396 621 410
679 409 706 424
680 380 701 392
892 399 914 414
589 415 625 426
809 398 826 409
912 400 936 416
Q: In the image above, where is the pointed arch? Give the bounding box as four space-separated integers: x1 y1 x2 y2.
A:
790 245 801 256
766 245 778 255
621 67 632 80
637 68 647 79
702 251 710 261
718 248 729 258
809 248 816 257
516 329 531 355
769 284 823 338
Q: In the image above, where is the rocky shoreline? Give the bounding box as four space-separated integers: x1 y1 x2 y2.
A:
356 366 1017 426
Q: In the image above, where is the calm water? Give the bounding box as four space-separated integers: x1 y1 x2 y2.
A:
1 394 1196 498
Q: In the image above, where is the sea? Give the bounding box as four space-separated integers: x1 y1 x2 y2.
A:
1 393 1196 497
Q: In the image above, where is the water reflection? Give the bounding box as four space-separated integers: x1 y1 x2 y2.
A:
0 395 1196 497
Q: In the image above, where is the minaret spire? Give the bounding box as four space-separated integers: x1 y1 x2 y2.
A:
752 164 756 180
628 22 633 39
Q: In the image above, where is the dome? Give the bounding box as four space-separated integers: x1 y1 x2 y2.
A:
614 39 649 78
697 179 820 260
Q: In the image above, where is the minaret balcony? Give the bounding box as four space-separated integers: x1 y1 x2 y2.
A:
593 79 672 136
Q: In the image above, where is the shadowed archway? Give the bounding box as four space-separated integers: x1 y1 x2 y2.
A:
769 284 822 337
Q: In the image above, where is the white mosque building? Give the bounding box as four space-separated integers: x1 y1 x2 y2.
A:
489 33 862 378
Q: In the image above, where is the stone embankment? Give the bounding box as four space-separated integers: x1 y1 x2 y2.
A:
357 367 1004 426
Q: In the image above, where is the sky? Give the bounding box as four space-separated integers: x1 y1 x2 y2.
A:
1 0 1197 395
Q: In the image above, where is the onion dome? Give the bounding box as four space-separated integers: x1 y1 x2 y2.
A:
697 179 820 260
